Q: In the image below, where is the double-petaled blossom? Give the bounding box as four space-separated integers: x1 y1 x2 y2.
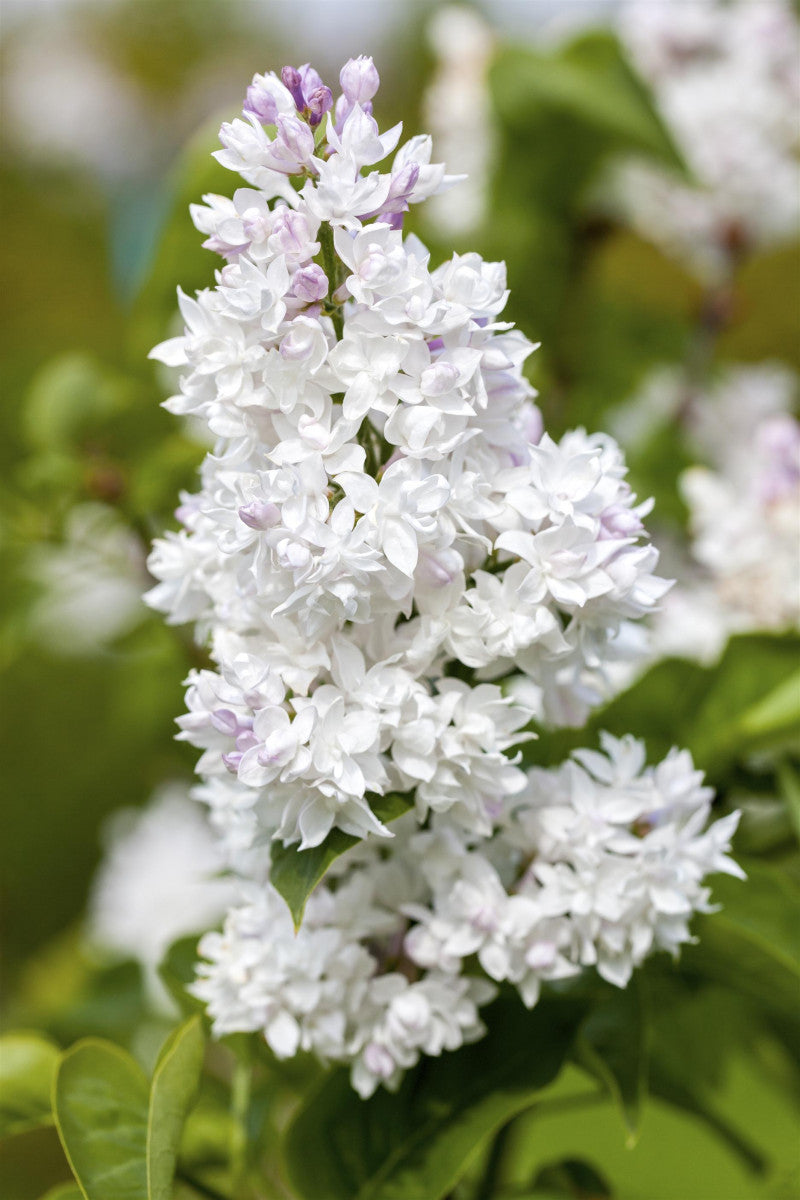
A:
148 55 741 1095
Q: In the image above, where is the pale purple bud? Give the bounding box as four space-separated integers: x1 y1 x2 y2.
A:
239 500 281 530
340 56 380 104
244 82 279 125
519 401 544 446
298 64 324 95
222 752 242 773
275 113 314 165
281 65 306 110
269 208 313 259
211 708 240 736
598 502 643 541
359 163 420 223
307 85 333 126
293 263 328 303
387 162 419 205
236 730 259 752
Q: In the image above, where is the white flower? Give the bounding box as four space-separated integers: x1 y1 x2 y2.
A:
145 52 740 1096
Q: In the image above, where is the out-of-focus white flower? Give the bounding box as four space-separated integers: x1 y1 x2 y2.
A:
423 6 495 236
88 784 239 1003
617 0 800 279
614 364 799 660
28 503 147 654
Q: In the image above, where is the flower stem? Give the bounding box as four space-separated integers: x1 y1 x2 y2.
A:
230 1055 253 1198
319 223 344 341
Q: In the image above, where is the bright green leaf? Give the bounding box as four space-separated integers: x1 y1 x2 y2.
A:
270 792 414 929
39 1186 84 1200
147 1017 205 1200
285 996 586 1200
0 1032 59 1138
53 1039 149 1200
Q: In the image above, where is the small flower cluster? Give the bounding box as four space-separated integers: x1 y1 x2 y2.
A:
617 0 800 278
683 410 800 634
614 364 800 660
194 734 741 1097
148 56 739 1093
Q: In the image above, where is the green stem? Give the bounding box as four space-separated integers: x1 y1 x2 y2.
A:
230 1056 253 1199
319 223 344 341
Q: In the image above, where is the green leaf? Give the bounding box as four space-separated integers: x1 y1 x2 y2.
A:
530 1157 612 1198
645 977 768 1173
284 995 586 1200
39 1186 84 1200
0 1032 60 1138
682 859 800 1023
53 1022 205 1200
528 633 800 783
53 1039 149 1200
778 759 800 843
493 33 684 169
575 981 648 1144
157 936 206 1018
270 792 414 929
146 1017 204 1200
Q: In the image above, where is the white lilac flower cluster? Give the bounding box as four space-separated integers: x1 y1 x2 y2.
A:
617 0 800 279
148 56 740 1095
614 364 800 662
194 733 741 1097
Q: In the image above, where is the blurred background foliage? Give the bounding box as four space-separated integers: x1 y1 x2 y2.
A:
1 2 798 1199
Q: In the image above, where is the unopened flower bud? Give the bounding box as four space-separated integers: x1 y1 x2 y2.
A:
339 55 380 104
307 85 333 126
292 263 328 303
239 501 281 530
280 65 306 110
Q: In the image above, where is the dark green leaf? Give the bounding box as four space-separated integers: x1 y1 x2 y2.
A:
53 1039 149 1200
682 859 800 1022
157 936 206 1018
0 1032 59 1138
285 996 586 1200
270 792 413 929
39 1186 84 1200
492 34 684 168
778 760 800 843
528 633 800 783
531 1157 612 1198
575 981 648 1143
147 1018 205 1200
